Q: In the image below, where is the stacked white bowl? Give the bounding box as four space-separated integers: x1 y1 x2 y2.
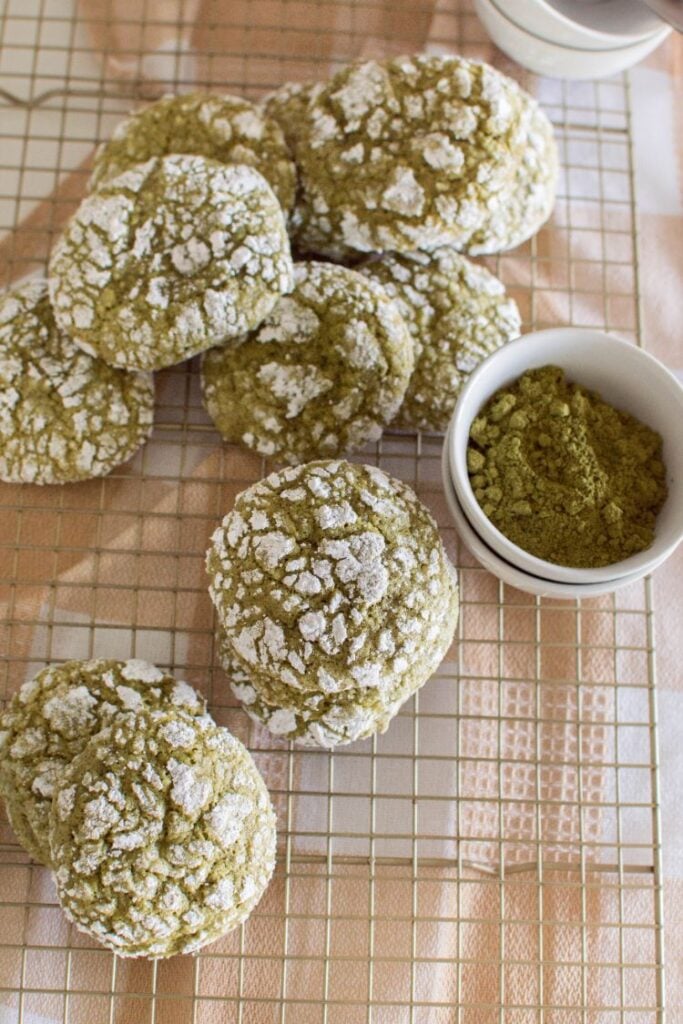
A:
473 0 671 78
442 329 683 598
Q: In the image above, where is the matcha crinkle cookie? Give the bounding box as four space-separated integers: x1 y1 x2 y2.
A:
0 658 206 865
466 98 558 256
90 92 297 215
273 55 556 257
262 78 363 262
261 81 323 152
49 708 276 957
360 248 521 432
0 279 154 484
261 81 342 258
201 261 414 463
48 154 294 371
207 460 459 747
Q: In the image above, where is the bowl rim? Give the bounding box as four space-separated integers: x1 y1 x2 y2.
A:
543 0 667 41
447 327 683 584
479 0 670 55
440 435 666 599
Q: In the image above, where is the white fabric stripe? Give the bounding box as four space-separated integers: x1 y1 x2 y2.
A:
629 66 683 216
657 692 683 879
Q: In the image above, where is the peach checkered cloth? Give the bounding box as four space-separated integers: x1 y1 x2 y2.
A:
0 1 681 1020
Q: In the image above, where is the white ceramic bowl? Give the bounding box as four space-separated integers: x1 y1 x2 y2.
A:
448 328 683 584
473 0 670 79
441 434 668 598
498 0 666 49
551 0 666 39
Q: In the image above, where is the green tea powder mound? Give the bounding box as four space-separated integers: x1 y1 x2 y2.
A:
467 365 668 567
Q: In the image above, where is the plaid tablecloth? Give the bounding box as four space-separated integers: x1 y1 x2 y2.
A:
0 2 681 1020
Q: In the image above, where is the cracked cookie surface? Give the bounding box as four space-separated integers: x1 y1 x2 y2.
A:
0 279 154 484
466 98 557 255
360 248 521 432
261 81 323 151
279 56 549 256
262 82 362 261
207 460 459 746
91 92 297 215
201 261 413 464
263 69 375 258
49 155 294 371
0 658 206 865
50 708 276 957
216 573 457 747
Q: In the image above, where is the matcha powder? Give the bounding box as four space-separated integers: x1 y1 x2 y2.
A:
466 365 668 568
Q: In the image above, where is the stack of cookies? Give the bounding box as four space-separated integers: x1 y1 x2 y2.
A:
0 54 555 482
206 459 460 748
0 659 276 957
0 57 552 951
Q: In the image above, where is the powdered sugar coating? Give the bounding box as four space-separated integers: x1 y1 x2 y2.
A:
261 81 350 256
261 81 323 151
466 98 558 255
206 460 459 745
49 155 294 371
217 559 458 747
263 79 363 258
0 658 206 865
0 279 154 484
360 248 521 432
49 709 276 958
277 56 550 256
90 92 297 215
201 261 414 464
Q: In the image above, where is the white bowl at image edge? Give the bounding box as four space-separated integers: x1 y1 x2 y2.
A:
550 0 667 40
440 434 669 599
494 0 667 50
473 0 670 79
447 328 683 585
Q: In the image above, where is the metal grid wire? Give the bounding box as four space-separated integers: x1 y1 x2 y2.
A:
0 0 666 1020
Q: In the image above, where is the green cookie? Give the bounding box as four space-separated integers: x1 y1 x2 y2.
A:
50 708 276 958
262 81 348 259
261 81 322 152
0 658 206 865
207 459 459 746
216 570 458 747
276 56 553 256
49 154 294 371
360 248 521 432
466 98 558 255
0 279 154 484
91 92 297 215
201 261 414 464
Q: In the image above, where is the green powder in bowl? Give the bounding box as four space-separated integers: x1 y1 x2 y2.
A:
466 365 668 568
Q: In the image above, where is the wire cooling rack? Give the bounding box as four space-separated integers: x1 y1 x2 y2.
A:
0 0 666 1021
